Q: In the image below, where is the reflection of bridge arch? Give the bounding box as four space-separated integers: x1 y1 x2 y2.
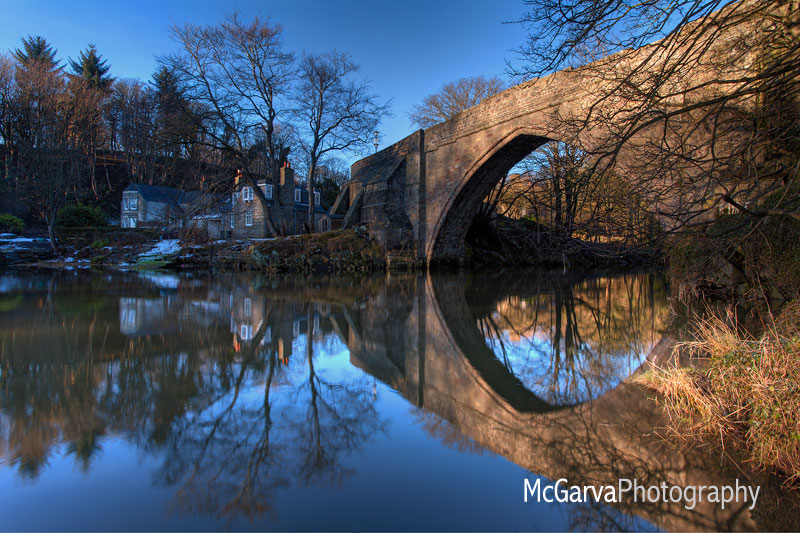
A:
429 276 564 413
338 274 758 531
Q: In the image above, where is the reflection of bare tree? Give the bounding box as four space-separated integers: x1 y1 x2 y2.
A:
292 306 385 487
0 276 384 525
475 272 668 405
145 299 384 523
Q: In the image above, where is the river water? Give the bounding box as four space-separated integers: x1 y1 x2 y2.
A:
0 269 774 530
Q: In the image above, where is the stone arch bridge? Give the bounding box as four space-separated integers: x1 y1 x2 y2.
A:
333 4 754 266
342 70 597 266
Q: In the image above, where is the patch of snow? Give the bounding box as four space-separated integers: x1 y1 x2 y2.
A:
139 239 181 258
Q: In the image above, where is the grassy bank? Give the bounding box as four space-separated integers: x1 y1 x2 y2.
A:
249 228 384 273
637 302 800 487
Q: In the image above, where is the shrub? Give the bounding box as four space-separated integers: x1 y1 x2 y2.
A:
0 214 24 234
55 204 107 228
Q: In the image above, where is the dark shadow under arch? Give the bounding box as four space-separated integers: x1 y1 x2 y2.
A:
430 133 550 264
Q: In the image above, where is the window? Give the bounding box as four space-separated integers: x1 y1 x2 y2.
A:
129 197 138 210
244 297 252 317
294 189 302 203
243 187 253 202
230 213 235 228
245 209 253 226
232 192 240 204
128 217 137 228
320 218 329 232
314 191 320 205
240 324 253 341
264 183 273 199
123 198 129 210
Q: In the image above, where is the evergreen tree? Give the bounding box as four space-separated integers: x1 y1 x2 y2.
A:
12 35 60 70
69 44 112 90
152 66 181 107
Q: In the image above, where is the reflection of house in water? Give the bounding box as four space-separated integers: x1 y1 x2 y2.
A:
119 296 178 336
119 286 232 338
228 290 332 365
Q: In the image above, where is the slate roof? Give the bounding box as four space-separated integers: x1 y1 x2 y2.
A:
123 184 215 215
124 184 184 204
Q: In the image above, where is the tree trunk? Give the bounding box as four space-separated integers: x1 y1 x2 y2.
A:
47 219 60 256
307 161 317 234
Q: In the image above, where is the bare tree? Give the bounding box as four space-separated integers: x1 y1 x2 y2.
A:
293 51 389 232
409 75 505 128
162 13 296 237
409 75 510 223
0 55 16 190
12 62 85 253
106 79 159 184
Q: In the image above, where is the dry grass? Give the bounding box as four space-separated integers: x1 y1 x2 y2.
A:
637 307 800 487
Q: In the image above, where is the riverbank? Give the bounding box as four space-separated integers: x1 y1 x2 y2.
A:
637 301 800 491
0 227 385 273
3 224 659 274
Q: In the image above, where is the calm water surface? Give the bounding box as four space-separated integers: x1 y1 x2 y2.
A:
0 269 760 530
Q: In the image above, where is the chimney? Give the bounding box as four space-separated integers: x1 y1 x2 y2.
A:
199 176 206 192
234 169 241 187
280 161 295 187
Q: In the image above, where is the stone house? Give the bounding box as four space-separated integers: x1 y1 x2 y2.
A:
122 164 343 239
230 163 335 238
121 184 202 230
120 183 231 238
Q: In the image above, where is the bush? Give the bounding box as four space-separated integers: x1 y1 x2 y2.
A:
0 214 24 234
55 204 107 228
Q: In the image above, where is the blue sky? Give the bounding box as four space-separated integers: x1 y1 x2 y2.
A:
1 0 530 163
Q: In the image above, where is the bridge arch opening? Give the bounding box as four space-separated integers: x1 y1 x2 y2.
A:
429 133 557 265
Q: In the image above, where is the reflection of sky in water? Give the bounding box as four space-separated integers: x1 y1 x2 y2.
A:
486 329 652 405
0 270 666 531
477 274 668 406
